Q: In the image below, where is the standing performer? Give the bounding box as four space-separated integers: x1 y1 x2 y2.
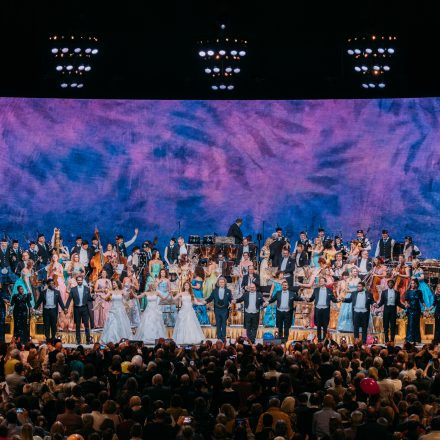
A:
164 238 179 268
227 218 244 244
93 270 112 328
236 283 265 343
278 248 294 287
412 259 434 309
269 228 287 268
11 285 32 343
35 279 66 342
263 271 284 327
0 284 10 342
355 230 371 251
308 277 338 342
206 277 233 342
259 238 273 287
393 255 411 303
405 279 427 344
356 250 372 280
36 233 51 281
374 229 395 261
371 257 387 302
432 284 440 344
375 279 406 343
403 236 421 261
115 228 139 258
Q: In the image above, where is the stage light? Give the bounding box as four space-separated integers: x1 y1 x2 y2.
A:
387 48 395 54
378 83 385 88
60 83 68 88
77 83 84 88
239 50 246 56
354 49 361 54
199 51 206 57
354 66 361 72
347 49 354 55
383 65 390 71
365 48 372 54
361 66 368 71
213 67 220 73
66 65 73 70
71 83 77 87
230 50 237 55
227 85 234 90
369 83 375 88
233 67 240 73
84 66 91 71
78 65 85 70
219 84 226 89
91 49 98 54
56 65 63 71
74 48 81 53
362 83 368 88
211 85 218 90
373 65 380 70
204 68 211 73
85 48 92 53
378 48 385 53
225 67 232 72
51 48 58 54
219 50 226 55
207 50 214 56
61 47 68 53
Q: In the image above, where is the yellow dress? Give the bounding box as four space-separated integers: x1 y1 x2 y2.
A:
203 272 218 297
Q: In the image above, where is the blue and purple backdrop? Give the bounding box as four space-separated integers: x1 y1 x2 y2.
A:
0 98 439 256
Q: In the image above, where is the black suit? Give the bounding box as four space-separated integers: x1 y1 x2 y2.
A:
269 237 287 268
241 274 260 290
308 287 338 341
227 223 243 244
37 242 51 265
70 245 82 256
377 289 405 342
206 287 233 341
35 287 65 341
278 256 295 286
433 295 440 344
236 244 257 264
292 251 309 269
65 285 94 344
356 257 373 279
268 287 303 340
343 290 374 343
236 290 264 343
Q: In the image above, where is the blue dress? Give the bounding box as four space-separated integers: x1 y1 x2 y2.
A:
414 271 434 308
192 279 210 325
405 289 424 343
263 281 282 327
337 281 356 332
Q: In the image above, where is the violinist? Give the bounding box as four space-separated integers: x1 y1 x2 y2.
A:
115 228 139 258
27 241 39 264
78 241 94 277
71 236 83 256
355 229 371 251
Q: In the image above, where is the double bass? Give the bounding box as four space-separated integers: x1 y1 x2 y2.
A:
90 227 105 284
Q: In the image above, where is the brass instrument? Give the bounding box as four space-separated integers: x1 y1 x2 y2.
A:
54 228 61 255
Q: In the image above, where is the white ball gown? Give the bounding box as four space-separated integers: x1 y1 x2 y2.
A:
100 293 133 344
172 294 206 345
134 294 167 344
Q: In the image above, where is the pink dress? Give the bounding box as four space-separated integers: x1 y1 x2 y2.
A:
47 262 70 331
94 278 112 328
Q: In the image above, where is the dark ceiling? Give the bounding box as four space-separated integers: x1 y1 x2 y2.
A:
0 1 438 100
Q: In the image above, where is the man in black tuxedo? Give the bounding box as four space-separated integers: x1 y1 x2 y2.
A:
342 281 374 344
227 218 243 244
70 236 83 256
35 279 66 342
36 233 51 281
236 237 256 264
292 243 309 284
432 289 440 344
356 250 373 280
269 228 288 268
236 283 264 343
206 277 233 342
9 240 23 276
267 280 303 341
375 279 406 342
65 275 94 344
241 265 260 291
278 248 295 287
308 277 338 341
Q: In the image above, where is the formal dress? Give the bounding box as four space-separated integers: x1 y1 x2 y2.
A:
263 281 282 327
145 263 162 309
395 265 410 303
337 280 357 332
158 279 176 327
93 279 111 328
123 282 141 327
202 271 218 298
134 294 167 344
172 295 206 344
413 271 434 308
259 247 271 286
405 289 424 343
11 293 32 342
192 279 210 325
100 293 133 344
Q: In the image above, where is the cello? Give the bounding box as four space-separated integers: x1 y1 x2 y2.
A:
90 227 105 284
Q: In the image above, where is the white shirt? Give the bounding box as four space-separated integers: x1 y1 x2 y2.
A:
79 248 89 265
280 257 288 271
218 287 225 300
45 289 55 308
77 285 85 306
354 291 367 312
358 258 368 274
279 290 290 311
317 287 328 309
246 291 258 313
179 244 187 256
386 289 396 306
242 245 249 254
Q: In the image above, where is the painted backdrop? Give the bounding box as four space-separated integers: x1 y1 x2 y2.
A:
0 98 439 256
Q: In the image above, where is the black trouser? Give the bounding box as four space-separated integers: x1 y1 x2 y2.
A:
383 305 397 342
434 313 440 344
353 311 369 343
276 310 292 340
43 307 58 341
87 301 95 329
214 308 228 341
315 307 330 342
0 306 6 343
74 305 90 344
244 311 259 343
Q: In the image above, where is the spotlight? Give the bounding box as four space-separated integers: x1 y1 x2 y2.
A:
91 49 98 54
60 83 68 88
61 48 68 53
66 65 73 70
199 51 206 57
373 65 380 70
51 48 58 54
239 50 246 56
230 50 237 55
211 85 218 90
225 67 232 72
368 83 375 88
233 67 240 73
74 48 81 53
56 65 63 71
354 49 361 54
219 84 226 89
213 67 220 73
378 48 385 53
227 85 234 90
354 66 361 72
378 83 386 88
78 65 85 70
387 48 395 54
365 48 372 54
71 83 77 88
204 68 212 74
219 50 226 55
207 50 214 56
362 83 368 88
85 48 92 54
383 65 390 71
347 49 354 55
77 83 84 88
84 66 91 71
361 66 368 71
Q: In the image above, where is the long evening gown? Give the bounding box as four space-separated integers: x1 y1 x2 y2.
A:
158 279 176 327
93 278 111 328
172 295 206 345
263 280 282 327
11 292 32 343
134 294 167 344
337 279 357 332
405 289 424 343
100 293 133 344
259 247 271 286
413 270 434 309
192 279 210 325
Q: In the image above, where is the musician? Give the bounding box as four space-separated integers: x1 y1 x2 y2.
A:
375 279 406 343
332 253 345 280
356 230 371 251
334 236 347 258
241 265 260 291
403 236 421 261
293 231 310 253
356 250 372 280
78 241 94 274
308 277 338 342
116 228 139 258
316 228 326 243
0 238 14 285
292 243 309 269
9 240 23 275
266 280 303 341
27 241 39 264
227 218 244 244
15 250 30 277
71 236 83 256
35 278 66 342
36 234 51 281
236 236 256 264
65 275 94 344
374 229 395 261
236 283 264 343
432 284 440 344
91 235 102 254
142 241 153 262
164 237 179 267
206 277 233 342
279 248 294 287
177 236 188 260
0 283 10 342
269 227 288 268
341 281 374 344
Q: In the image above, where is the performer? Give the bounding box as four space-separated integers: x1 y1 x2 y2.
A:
342 281 374 344
259 238 273 287
269 228 288 268
172 281 206 344
134 283 167 344
156 268 175 327
411 259 434 309
236 282 265 343
205 277 233 342
236 237 256 264
123 266 141 327
203 257 218 298
278 248 294 287
177 237 188 260
192 267 210 325
47 253 67 328
431 284 440 344
403 236 421 261
356 250 372 280
35 279 66 342
238 252 254 281
0 284 10 342
374 229 395 261
227 218 244 244
11 260 36 307
292 243 309 272
93 270 112 328
27 241 39 265
70 236 83 256
78 241 93 276
11 285 32 343
293 231 311 254
164 237 179 267
266 280 303 341
9 240 23 276
1 237 16 285
100 280 133 344
263 271 284 327
355 230 371 251
310 238 324 268
115 228 139 258
336 269 359 332
371 257 387 301
393 255 410 303
375 279 406 342
332 253 345 280
241 265 260 291
65 275 94 344
36 233 51 280
323 239 337 265
405 279 427 343
308 277 338 341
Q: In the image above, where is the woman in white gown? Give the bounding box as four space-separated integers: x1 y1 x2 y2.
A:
134 284 167 344
172 281 206 345
100 280 133 344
